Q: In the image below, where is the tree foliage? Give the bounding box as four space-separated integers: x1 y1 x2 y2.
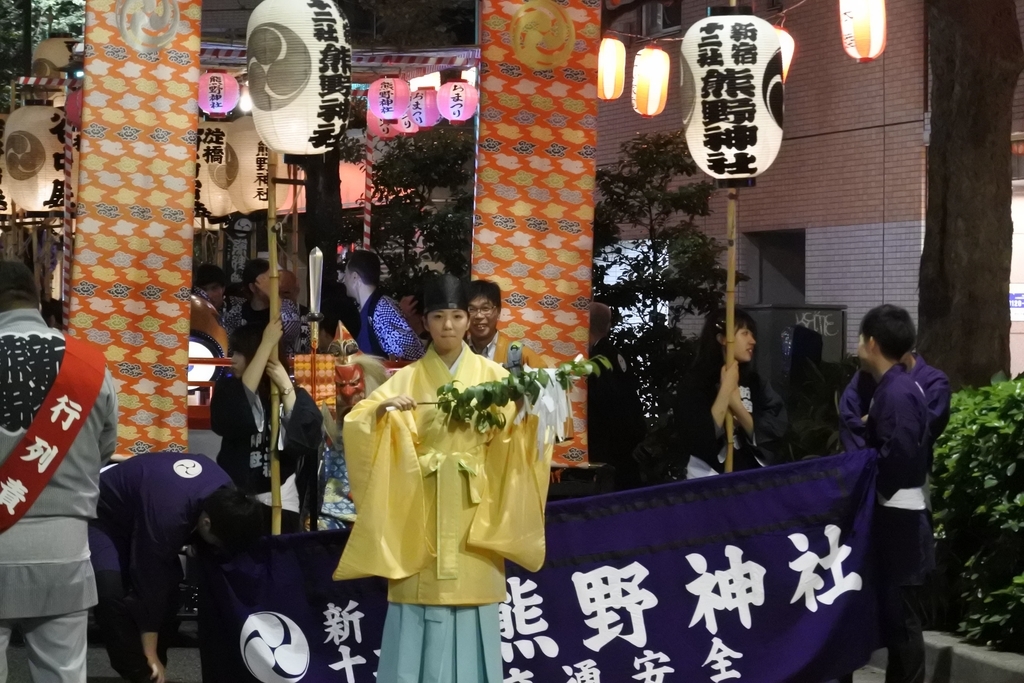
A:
369 125 475 297
592 130 722 423
0 0 85 111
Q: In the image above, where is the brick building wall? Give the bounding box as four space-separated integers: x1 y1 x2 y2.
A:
598 0 928 351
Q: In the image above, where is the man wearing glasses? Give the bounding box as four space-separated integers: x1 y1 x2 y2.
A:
466 280 543 372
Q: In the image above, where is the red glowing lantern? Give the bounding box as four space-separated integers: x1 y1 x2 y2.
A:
437 81 479 123
199 71 241 116
367 78 411 120
409 89 441 127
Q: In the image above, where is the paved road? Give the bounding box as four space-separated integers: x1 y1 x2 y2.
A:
4 644 885 683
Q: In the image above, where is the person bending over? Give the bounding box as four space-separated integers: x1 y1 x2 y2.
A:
89 453 263 683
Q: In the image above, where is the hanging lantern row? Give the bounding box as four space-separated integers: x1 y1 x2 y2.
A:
365 76 479 132
597 0 885 113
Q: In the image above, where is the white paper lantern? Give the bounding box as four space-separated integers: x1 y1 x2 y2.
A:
3 106 66 212
196 121 237 218
840 0 887 62
0 114 9 215
246 0 352 155
409 89 441 127
680 12 784 181
199 72 241 116
367 78 411 120
598 37 626 101
437 81 479 122
228 116 291 214
32 37 75 78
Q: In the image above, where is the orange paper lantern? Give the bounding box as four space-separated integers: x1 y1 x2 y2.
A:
631 47 670 118
839 0 887 62
598 37 625 100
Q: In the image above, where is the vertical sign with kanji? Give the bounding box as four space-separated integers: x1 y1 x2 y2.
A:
680 10 784 181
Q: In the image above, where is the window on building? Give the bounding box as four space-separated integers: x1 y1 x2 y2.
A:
642 0 682 37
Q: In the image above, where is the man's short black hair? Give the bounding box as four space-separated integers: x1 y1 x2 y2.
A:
859 305 916 361
467 280 502 309
345 250 381 288
0 260 39 312
241 259 270 289
202 487 265 552
195 263 226 289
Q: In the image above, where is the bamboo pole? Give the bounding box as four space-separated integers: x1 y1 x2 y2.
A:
723 0 740 475
724 187 738 473
268 152 282 535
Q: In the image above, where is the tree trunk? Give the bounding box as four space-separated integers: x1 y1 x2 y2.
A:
919 0 1024 389
297 148 343 261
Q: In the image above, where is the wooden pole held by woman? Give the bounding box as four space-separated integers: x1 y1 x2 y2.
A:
724 187 738 473
267 152 282 535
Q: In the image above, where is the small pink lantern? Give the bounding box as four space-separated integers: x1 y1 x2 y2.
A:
367 78 411 120
199 71 241 116
366 114 398 140
66 87 84 128
409 89 441 127
437 81 479 122
397 113 419 136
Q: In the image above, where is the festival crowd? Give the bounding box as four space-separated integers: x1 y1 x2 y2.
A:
0 251 947 683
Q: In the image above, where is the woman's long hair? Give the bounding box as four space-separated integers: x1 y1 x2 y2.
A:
229 323 290 402
691 308 759 384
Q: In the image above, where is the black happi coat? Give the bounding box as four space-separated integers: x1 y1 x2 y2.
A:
674 364 788 474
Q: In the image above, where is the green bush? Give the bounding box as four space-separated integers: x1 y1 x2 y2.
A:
933 379 1024 651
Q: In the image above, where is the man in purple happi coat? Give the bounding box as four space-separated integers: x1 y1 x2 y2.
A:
839 350 950 456
839 305 937 683
88 453 264 683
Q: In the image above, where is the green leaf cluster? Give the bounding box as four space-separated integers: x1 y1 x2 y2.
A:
592 131 724 429
435 357 610 433
932 378 1024 651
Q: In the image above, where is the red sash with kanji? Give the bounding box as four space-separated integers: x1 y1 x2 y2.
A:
0 336 107 533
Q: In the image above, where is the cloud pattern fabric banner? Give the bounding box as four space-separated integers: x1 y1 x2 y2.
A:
473 0 601 464
197 451 883 683
70 0 201 455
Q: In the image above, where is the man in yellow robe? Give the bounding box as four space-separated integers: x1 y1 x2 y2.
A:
334 274 552 683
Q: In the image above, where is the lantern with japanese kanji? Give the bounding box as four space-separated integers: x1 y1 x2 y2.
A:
367 78 411 120
680 11 784 180
396 114 419 136
409 89 441 127
437 81 478 122
840 0 886 62
598 37 626 101
2 106 66 212
196 121 237 218
32 37 75 78
246 0 352 154
632 47 670 117
366 114 399 140
227 116 291 214
199 72 241 117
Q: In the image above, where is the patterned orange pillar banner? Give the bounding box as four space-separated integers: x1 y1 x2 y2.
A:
70 0 200 455
472 0 600 464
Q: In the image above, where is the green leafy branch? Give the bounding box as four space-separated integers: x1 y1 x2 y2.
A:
435 356 612 433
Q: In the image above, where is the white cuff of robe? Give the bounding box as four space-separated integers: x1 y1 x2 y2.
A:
877 486 927 510
687 455 719 479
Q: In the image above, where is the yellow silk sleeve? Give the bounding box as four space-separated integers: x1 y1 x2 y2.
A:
468 412 553 572
333 390 431 582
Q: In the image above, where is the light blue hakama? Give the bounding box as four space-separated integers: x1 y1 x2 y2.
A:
376 603 502 683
